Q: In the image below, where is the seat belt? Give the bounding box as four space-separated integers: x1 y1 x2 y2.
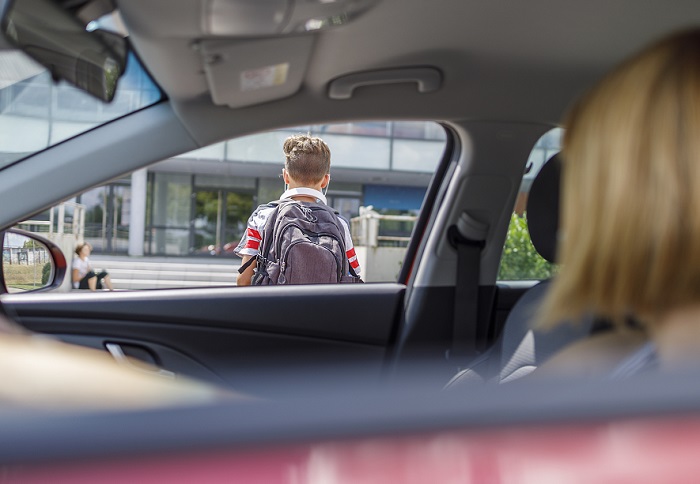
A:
447 212 488 366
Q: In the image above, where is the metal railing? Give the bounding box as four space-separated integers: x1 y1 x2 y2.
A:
18 202 86 239
4 246 50 265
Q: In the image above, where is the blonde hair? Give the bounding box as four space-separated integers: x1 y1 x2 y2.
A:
283 134 331 185
540 29 700 328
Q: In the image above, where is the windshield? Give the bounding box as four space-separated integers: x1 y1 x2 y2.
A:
0 48 163 168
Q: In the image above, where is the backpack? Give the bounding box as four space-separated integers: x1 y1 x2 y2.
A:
240 199 362 285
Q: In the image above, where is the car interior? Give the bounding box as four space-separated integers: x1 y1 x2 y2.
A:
1 0 699 387
1 0 700 473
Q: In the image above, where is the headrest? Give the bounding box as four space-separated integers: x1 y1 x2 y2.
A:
526 153 561 263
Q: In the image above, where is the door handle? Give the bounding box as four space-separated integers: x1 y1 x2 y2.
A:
105 343 175 379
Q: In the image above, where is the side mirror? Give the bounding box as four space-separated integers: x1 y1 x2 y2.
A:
1 229 66 293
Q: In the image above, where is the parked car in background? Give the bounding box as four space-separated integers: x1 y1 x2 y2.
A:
1 0 700 480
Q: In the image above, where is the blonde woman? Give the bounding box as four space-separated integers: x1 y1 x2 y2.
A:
540 29 700 375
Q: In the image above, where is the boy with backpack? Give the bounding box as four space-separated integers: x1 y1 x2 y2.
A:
235 134 362 285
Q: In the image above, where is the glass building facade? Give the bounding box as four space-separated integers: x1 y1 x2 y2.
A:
116 121 445 256
73 121 447 256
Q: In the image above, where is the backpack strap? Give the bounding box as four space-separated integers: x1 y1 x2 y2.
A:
257 200 283 263
238 256 256 274
251 200 289 285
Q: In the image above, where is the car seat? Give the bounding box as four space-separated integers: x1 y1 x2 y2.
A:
445 153 596 387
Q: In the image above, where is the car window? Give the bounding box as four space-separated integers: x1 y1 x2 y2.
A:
19 122 446 290
497 128 562 281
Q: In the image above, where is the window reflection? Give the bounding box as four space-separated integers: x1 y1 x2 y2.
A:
0 51 163 168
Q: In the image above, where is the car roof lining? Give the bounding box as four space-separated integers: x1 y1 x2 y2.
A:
117 0 700 148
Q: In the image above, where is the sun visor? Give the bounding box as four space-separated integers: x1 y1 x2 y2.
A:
199 35 315 108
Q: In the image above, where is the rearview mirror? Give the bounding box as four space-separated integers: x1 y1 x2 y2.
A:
0 0 127 102
2 229 66 293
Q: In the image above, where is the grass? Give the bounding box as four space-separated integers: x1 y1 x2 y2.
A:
3 264 45 286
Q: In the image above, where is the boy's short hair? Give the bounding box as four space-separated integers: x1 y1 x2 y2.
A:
283 134 331 185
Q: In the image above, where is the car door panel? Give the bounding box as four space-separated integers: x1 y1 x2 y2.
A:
397 285 498 361
1 284 404 393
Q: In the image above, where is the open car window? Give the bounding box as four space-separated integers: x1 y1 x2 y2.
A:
497 127 562 281
16 122 447 290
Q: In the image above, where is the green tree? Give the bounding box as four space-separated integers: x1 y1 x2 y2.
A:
41 262 52 285
498 213 555 280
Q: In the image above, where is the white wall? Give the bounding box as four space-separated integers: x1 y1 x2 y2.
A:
354 246 406 283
